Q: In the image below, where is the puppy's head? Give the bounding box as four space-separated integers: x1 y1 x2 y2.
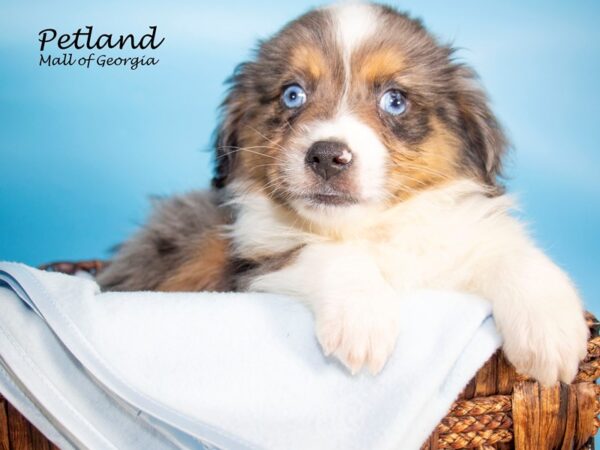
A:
213 3 508 224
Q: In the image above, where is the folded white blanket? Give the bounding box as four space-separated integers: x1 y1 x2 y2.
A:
0 262 501 450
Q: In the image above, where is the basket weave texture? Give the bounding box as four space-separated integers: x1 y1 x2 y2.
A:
0 260 598 450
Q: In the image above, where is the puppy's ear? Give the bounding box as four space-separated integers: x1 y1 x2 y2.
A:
212 63 250 189
453 65 509 191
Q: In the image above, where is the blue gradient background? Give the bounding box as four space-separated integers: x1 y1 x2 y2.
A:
1 0 599 318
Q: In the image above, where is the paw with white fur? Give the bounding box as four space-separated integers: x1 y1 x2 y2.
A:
497 305 588 386
315 295 400 375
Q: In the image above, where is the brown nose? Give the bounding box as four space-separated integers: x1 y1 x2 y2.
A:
305 141 353 180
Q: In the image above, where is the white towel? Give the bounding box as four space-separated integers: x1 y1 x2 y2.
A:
0 262 501 450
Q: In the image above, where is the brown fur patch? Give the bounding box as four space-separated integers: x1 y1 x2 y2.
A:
358 48 406 82
292 45 326 80
386 118 460 200
157 231 231 292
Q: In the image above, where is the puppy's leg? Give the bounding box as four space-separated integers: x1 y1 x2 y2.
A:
472 223 588 385
97 190 232 292
250 242 400 375
156 229 230 292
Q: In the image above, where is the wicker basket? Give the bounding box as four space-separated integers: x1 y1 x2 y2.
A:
0 261 598 450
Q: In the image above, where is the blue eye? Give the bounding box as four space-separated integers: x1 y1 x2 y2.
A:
379 89 407 116
282 84 307 109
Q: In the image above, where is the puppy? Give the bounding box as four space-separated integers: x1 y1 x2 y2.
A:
98 3 589 385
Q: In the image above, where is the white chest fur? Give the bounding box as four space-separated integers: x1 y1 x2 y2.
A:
229 179 515 294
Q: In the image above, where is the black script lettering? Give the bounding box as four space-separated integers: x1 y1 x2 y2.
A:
139 26 164 49
38 28 57 51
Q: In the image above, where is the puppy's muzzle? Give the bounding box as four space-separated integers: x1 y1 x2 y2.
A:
305 141 353 181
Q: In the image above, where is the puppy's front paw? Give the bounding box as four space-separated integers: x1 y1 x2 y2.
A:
500 308 588 386
316 297 400 375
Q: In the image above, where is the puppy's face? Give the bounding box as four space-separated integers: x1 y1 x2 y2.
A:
214 3 507 223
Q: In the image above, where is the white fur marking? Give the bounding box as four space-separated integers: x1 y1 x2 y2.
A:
338 148 352 164
330 3 379 61
329 2 380 108
226 180 320 258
